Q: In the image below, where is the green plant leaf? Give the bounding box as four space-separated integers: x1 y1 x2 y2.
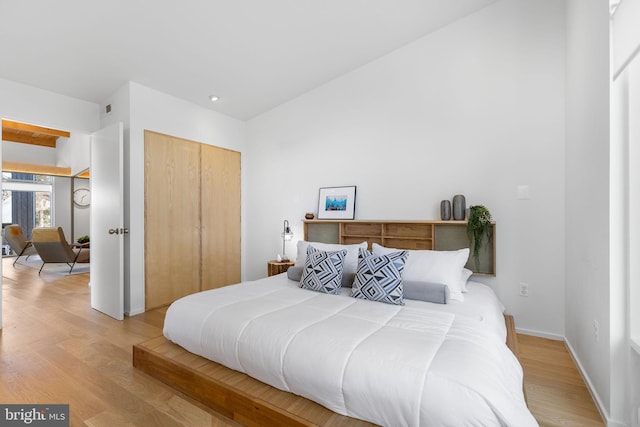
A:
467 205 493 271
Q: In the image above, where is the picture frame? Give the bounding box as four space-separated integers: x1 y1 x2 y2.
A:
317 186 356 220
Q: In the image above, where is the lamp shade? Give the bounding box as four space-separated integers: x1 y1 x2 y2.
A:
281 219 294 261
281 220 293 240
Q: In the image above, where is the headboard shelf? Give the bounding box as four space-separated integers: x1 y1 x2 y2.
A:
303 219 496 276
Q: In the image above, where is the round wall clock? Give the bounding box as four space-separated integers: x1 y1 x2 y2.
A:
73 188 91 207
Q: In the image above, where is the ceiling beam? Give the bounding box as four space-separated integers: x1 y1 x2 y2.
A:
3 161 72 177
2 119 70 148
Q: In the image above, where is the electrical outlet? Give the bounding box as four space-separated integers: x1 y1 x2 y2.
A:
593 320 599 341
519 282 529 297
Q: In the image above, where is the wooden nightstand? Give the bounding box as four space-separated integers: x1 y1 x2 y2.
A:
267 260 295 276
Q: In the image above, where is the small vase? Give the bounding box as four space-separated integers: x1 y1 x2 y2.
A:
440 200 451 221
453 194 466 220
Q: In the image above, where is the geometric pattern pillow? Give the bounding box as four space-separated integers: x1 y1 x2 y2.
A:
300 246 347 294
351 248 408 305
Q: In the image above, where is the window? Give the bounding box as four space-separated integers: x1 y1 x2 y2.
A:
2 172 53 239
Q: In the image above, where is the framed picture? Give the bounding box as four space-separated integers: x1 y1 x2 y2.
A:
317 186 356 220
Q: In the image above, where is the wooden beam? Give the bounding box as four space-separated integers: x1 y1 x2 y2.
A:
2 128 57 147
2 119 70 148
2 119 70 138
3 161 72 177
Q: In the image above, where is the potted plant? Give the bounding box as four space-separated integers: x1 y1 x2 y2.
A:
77 235 90 244
467 205 493 271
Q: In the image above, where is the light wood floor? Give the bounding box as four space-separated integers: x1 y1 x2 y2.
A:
519 334 605 427
1 257 604 426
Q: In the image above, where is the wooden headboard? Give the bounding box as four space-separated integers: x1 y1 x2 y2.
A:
304 219 495 276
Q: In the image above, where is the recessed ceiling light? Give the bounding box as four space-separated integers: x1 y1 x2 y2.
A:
209 94 219 102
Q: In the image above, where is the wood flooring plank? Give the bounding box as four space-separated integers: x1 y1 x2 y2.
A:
517 333 605 427
1 257 240 426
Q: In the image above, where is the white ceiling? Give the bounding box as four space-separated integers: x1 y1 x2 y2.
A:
0 0 496 121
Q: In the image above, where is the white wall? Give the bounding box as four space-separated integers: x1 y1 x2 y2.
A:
0 78 100 133
0 78 100 329
53 176 72 238
72 178 91 241
2 140 57 165
3 130 90 175
56 133 91 175
565 0 616 424
101 82 247 315
246 0 566 336
1 77 92 175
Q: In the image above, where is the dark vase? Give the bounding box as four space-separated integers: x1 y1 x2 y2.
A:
453 194 466 220
440 200 451 221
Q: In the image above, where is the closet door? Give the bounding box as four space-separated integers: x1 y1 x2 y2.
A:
201 144 241 290
144 131 201 309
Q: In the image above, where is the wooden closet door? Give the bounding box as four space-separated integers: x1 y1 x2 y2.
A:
144 131 202 309
201 144 241 290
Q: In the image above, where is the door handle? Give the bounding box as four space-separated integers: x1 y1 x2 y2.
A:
108 228 129 235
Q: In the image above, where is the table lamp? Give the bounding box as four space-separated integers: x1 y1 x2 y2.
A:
281 219 294 261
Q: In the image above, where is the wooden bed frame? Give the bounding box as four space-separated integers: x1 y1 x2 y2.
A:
134 220 508 425
132 315 519 427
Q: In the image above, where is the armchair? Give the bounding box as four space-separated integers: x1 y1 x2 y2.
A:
31 227 90 274
4 224 38 266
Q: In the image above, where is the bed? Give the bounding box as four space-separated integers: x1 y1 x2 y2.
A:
158 241 537 427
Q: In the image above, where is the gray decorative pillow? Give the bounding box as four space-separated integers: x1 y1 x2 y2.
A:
287 266 303 281
351 248 408 305
403 281 449 304
288 266 355 287
300 246 347 294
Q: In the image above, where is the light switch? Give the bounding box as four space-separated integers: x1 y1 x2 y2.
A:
517 185 530 200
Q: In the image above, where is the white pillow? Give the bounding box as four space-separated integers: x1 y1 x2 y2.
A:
295 240 368 276
372 243 469 301
460 268 473 292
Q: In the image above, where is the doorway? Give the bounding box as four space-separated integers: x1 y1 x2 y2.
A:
2 172 53 242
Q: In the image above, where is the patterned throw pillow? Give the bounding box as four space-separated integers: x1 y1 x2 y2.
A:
300 246 347 294
351 248 408 305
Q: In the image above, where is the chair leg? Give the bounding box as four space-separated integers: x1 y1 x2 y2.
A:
69 251 82 274
13 249 25 266
38 263 45 275
13 244 31 266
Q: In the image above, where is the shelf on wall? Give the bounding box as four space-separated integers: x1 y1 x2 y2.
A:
303 219 495 276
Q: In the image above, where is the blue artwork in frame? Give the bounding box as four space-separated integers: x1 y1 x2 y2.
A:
317 186 356 220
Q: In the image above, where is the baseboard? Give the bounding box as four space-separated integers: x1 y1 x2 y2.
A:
564 338 627 427
515 327 564 341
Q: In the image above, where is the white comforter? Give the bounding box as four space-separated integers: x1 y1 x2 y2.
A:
164 274 537 427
